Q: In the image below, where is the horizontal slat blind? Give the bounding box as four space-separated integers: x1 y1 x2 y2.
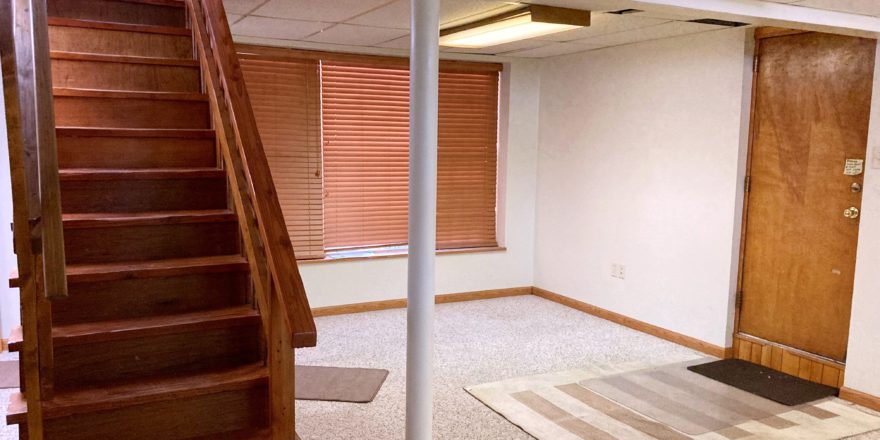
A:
321 61 410 249
240 57 325 259
438 70 499 248
322 60 499 250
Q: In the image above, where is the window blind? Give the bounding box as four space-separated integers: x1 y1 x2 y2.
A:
239 56 325 259
321 60 500 250
321 61 410 249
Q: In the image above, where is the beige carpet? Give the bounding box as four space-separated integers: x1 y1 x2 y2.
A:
467 358 880 440
0 362 17 389
295 365 388 403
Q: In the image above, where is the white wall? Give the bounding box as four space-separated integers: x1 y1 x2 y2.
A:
299 59 541 308
0 77 20 340
844 43 880 398
533 28 753 349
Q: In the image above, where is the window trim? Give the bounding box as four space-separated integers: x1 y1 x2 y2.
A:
297 245 507 265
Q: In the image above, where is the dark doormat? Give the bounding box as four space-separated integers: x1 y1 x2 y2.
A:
294 365 388 403
688 359 838 406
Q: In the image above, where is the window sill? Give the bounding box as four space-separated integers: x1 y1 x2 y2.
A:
297 246 506 265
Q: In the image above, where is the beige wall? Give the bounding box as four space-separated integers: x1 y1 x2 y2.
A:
533 27 753 348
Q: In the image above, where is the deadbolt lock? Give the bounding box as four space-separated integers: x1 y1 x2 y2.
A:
844 207 860 219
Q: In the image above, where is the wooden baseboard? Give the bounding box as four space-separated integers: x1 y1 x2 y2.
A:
840 387 880 412
532 287 731 359
311 286 533 317
0 339 6 352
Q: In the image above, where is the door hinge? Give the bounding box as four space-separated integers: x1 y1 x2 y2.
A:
744 175 751 193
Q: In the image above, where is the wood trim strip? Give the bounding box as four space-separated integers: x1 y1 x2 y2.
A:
311 287 532 317
840 387 880 412
532 287 731 358
235 43 503 73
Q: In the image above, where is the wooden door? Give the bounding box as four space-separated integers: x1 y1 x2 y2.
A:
739 31 876 362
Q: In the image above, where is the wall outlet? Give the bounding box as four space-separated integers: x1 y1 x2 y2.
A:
611 263 626 280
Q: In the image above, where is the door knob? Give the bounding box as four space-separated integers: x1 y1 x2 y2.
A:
844 207 860 219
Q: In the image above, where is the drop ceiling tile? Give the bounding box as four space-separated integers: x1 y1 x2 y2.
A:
505 41 599 58
223 0 266 15
376 35 410 49
536 12 668 42
252 0 393 23
637 9 712 20
348 0 519 30
306 23 408 46
794 0 880 16
576 21 720 48
226 13 244 24
231 16 330 40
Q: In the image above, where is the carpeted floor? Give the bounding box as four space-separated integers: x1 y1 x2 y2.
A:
0 296 878 439
294 296 880 440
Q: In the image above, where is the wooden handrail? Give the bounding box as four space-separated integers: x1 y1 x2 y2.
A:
187 1 316 436
4 0 67 301
185 0 316 350
2 0 68 437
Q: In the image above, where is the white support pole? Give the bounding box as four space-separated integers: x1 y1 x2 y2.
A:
406 0 439 439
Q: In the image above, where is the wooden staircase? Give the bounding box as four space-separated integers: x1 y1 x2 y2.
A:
1 0 315 438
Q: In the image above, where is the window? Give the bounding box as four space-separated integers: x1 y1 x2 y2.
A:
239 46 502 259
239 56 325 260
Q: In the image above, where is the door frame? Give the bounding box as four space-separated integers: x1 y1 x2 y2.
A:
730 27 860 385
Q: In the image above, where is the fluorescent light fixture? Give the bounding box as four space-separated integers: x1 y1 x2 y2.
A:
439 5 590 48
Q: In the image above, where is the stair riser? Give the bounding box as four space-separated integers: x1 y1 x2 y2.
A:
53 272 250 325
54 96 210 129
52 59 201 93
49 25 192 58
22 386 269 440
54 325 261 390
48 0 187 28
60 177 228 213
64 222 240 264
58 135 217 169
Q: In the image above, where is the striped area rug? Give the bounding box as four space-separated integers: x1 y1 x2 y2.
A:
466 357 880 440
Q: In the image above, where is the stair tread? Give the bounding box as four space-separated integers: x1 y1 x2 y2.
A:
47 17 192 36
59 167 224 181
54 87 208 101
50 50 200 67
56 127 216 138
63 210 236 229
6 363 267 424
7 326 21 352
52 305 260 347
8 255 250 288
